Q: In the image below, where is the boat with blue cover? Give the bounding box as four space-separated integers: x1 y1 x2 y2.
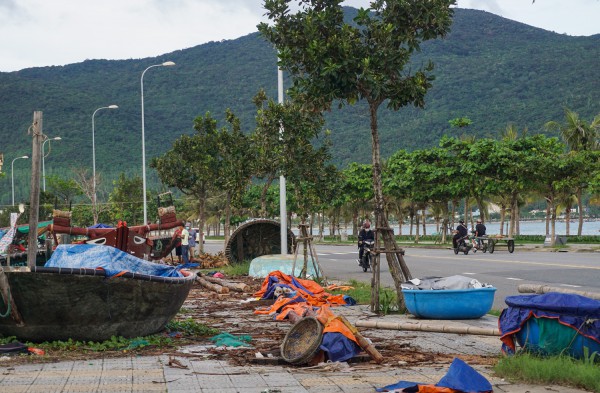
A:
0 244 195 342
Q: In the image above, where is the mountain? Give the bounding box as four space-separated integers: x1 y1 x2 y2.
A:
1 8 599 205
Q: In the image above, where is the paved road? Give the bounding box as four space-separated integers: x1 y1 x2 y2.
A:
205 240 600 310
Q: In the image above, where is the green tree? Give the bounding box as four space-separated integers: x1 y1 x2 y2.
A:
251 89 328 220
107 173 144 225
545 108 600 235
216 109 254 243
259 0 455 309
340 163 374 236
151 112 222 253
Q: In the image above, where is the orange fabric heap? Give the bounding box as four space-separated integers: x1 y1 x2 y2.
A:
253 271 358 344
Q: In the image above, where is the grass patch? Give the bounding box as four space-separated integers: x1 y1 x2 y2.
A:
494 352 600 393
329 279 399 314
0 319 218 354
165 318 219 336
0 334 173 352
219 260 251 276
487 309 502 317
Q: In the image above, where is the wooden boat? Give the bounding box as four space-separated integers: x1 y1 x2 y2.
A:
45 205 184 261
0 126 195 342
1 204 195 342
0 263 195 342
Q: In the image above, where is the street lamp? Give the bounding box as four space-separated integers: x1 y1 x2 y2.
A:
92 105 118 221
11 155 29 206
141 61 175 225
42 136 62 192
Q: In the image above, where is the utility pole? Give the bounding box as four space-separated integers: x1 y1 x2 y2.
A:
27 111 43 268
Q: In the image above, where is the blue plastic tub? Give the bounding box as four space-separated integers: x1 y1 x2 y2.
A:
402 287 496 319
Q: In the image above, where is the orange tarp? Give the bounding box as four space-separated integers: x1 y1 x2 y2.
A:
253 270 347 307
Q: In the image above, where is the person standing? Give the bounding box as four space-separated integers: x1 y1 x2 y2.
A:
188 227 197 260
181 225 190 264
172 226 184 264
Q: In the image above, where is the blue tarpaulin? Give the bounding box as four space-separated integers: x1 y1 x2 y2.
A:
88 223 113 229
319 332 361 362
499 292 600 355
377 357 493 392
45 244 186 277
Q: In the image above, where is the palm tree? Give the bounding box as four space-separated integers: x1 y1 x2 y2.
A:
545 109 600 235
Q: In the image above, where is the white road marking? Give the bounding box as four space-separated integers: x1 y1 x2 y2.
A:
506 277 524 281
462 272 476 275
559 284 582 288
408 254 600 270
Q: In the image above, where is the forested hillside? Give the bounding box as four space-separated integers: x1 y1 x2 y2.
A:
1 8 599 205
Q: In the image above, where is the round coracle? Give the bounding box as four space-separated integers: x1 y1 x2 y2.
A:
280 316 323 365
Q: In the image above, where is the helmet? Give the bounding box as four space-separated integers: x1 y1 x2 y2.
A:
364 222 371 229
476 219 482 223
459 220 464 224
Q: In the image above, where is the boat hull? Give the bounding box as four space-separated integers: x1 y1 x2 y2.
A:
0 267 195 342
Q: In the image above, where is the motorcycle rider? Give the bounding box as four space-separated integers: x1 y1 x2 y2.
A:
452 219 469 249
357 220 375 265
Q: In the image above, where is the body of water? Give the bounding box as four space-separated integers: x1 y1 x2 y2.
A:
298 220 600 236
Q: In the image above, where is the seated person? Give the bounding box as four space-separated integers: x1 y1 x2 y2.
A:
452 220 468 249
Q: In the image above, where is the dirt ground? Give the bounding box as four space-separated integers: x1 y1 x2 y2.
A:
0 273 497 368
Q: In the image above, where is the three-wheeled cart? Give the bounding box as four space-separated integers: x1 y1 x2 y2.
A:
477 237 515 253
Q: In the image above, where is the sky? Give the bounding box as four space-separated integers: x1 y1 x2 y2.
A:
0 0 599 72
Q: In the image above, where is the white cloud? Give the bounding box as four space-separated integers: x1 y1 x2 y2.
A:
0 0 598 72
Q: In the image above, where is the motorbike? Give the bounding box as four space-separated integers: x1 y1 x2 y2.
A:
454 235 472 255
359 240 375 272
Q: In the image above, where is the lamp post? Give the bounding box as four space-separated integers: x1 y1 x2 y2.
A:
141 61 175 225
42 136 62 192
11 155 29 206
92 105 118 222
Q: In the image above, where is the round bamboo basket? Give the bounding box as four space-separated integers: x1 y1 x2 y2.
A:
280 317 323 365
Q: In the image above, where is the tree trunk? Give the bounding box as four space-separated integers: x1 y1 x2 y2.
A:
499 205 506 236
259 175 275 218
224 192 232 245
565 199 571 236
441 204 449 244
368 100 411 312
451 200 458 229
414 211 420 244
545 201 551 235
550 198 557 246
421 209 427 236
576 188 584 236
198 188 207 254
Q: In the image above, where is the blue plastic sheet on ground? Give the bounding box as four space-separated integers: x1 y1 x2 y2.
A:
377 357 492 392
45 244 186 277
319 332 361 362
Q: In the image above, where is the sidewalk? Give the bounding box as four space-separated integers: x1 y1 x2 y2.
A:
0 355 592 393
1 306 592 392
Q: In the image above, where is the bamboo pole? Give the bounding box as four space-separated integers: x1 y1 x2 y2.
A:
518 284 600 300
202 276 249 292
196 276 229 294
354 320 500 336
27 111 43 268
0 267 25 326
336 315 384 363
